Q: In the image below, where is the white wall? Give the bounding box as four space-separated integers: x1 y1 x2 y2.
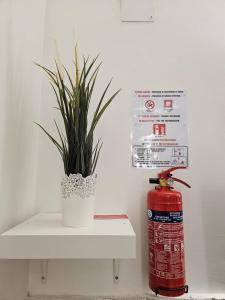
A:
0 1 46 299
2 0 225 297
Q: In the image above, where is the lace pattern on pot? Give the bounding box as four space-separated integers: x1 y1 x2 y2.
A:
62 173 97 199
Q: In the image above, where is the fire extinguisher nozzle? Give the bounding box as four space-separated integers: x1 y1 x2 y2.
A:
149 178 160 184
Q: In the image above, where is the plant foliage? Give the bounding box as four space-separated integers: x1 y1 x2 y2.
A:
35 47 121 177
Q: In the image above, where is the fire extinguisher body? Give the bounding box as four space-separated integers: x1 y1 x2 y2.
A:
148 186 186 297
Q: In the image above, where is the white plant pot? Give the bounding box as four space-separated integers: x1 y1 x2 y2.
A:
63 194 95 227
61 173 97 228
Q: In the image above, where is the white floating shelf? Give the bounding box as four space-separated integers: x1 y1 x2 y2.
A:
0 213 136 259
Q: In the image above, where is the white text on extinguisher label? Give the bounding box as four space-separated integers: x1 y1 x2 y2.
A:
148 211 185 280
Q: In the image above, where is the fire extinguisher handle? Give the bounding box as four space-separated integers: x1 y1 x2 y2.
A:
159 166 186 178
172 177 191 188
149 178 160 184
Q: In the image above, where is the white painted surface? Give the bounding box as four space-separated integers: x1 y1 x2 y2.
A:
62 195 95 228
0 0 46 299
0 213 136 259
0 0 224 298
31 0 225 296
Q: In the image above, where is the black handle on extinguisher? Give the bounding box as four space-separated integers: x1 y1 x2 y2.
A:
149 178 160 184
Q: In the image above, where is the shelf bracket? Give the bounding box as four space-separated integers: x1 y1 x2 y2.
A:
113 259 119 283
40 260 48 284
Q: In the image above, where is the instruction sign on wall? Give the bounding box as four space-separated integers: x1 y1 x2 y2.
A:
132 90 188 169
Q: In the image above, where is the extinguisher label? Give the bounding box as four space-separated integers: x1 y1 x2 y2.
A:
148 211 185 280
148 209 183 223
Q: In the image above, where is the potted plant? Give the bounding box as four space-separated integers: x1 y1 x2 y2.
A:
36 46 121 227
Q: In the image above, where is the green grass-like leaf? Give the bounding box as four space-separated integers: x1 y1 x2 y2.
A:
35 48 120 177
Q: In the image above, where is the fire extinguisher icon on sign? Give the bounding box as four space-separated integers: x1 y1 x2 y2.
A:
153 124 166 135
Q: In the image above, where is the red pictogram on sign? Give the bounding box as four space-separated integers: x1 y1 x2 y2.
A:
145 100 155 111
164 100 173 109
153 124 166 135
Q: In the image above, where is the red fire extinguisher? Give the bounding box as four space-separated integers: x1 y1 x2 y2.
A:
148 166 191 297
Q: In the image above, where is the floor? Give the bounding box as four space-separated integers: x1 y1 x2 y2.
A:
26 294 215 300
